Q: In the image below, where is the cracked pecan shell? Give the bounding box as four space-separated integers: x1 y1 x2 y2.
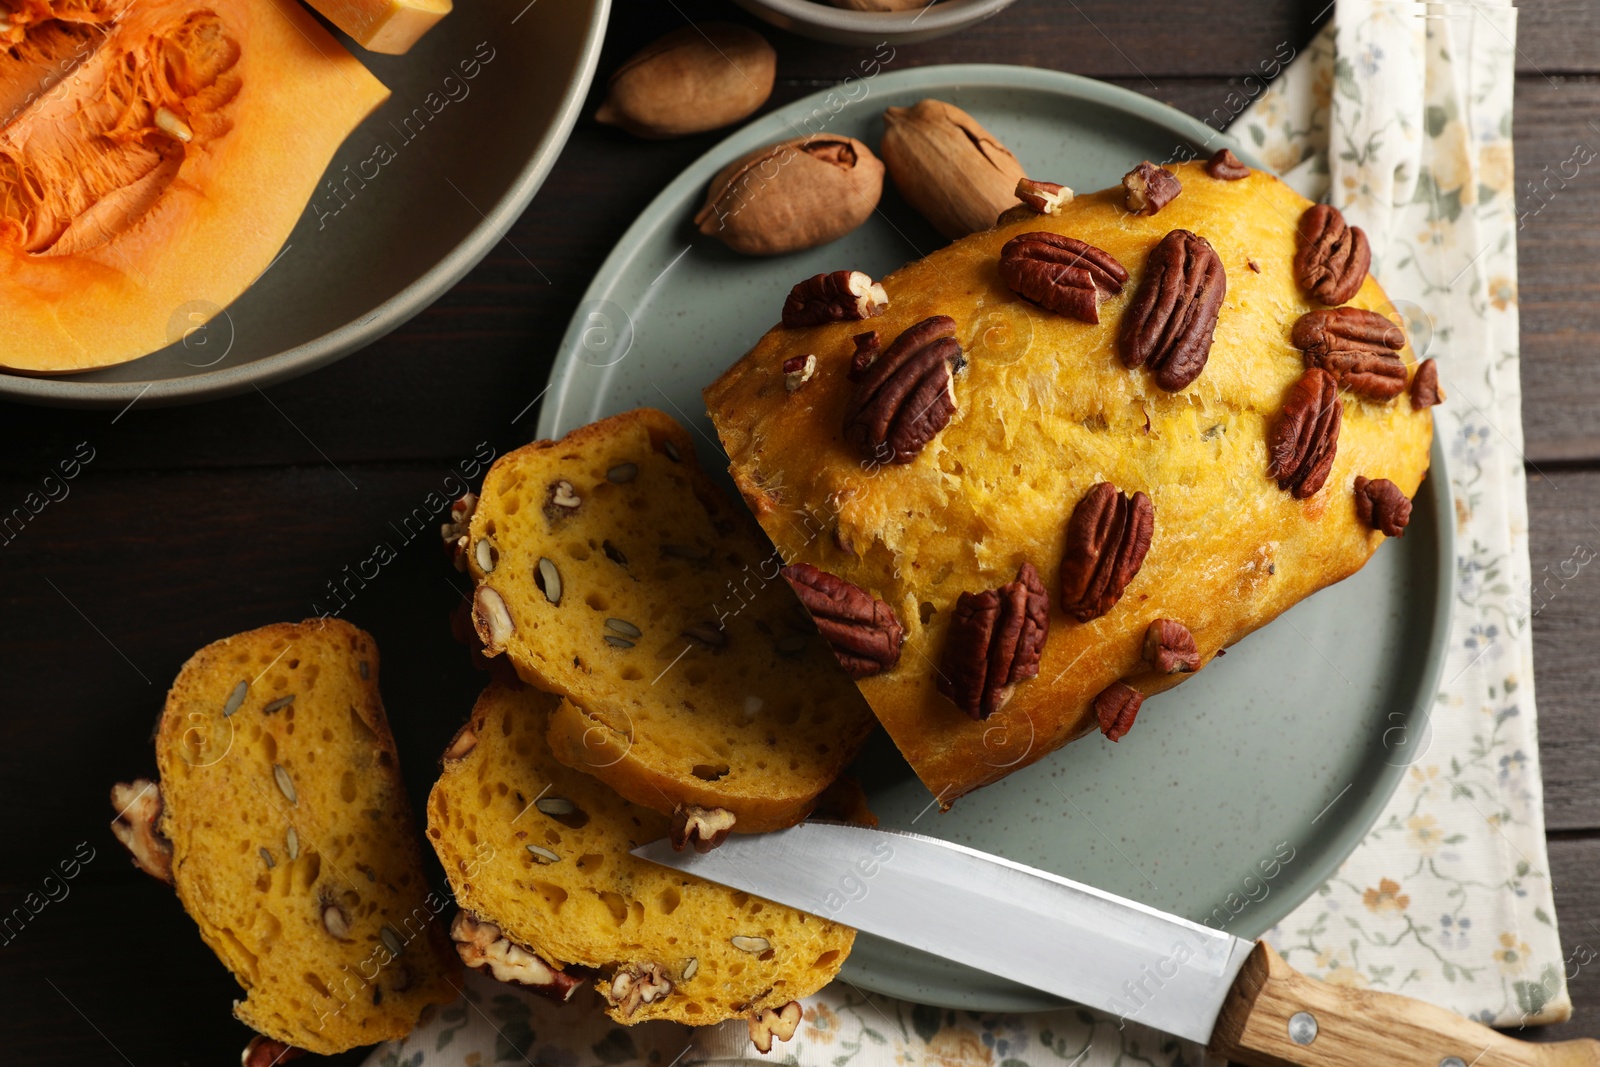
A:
936 563 1050 720
1119 229 1226 391
1267 368 1343 498
1059 483 1154 623
1294 203 1370 305
1095 682 1144 742
1291 307 1408 401
843 315 964 464
780 563 903 678
781 270 888 327
998 232 1128 324
1411 358 1444 408
1354 476 1413 537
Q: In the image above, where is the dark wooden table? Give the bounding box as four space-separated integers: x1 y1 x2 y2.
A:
3 2 1595 1062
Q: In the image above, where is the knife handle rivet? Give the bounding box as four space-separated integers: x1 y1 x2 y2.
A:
1440 1059 1467 1067
1287 1011 1318 1045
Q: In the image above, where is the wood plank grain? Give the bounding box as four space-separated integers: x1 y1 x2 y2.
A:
1527 835 1600 1043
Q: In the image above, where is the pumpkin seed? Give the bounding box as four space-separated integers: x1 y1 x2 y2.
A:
663 440 681 462
381 925 405 957
731 935 770 954
222 680 248 717
273 764 298 806
604 635 636 649
535 797 576 817
605 618 642 639
286 827 300 860
260 847 275 869
682 957 699 980
475 538 496 573
154 106 193 143
683 622 726 648
536 558 562 605
323 903 351 939
263 695 295 714
607 463 639 484
526 844 561 864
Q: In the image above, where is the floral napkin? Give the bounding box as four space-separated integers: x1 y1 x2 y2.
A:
368 3 1570 1066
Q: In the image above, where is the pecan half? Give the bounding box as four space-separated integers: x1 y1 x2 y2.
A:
1291 307 1407 401
848 330 880 382
749 1001 804 1055
1095 682 1144 742
1143 619 1200 674
936 563 1050 721
998 233 1128 323
670 805 737 853
1059 483 1154 623
1118 229 1226 391
1294 204 1370 305
1267 368 1343 498
1015 177 1072 214
110 779 173 884
783 354 816 392
1123 161 1182 215
781 270 888 327
441 492 478 571
606 962 673 1018
780 563 904 677
1354 476 1413 537
451 912 585 1002
843 315 964 464
242 1036 306 1067
1205 148 1251 180
1410 358 1444 408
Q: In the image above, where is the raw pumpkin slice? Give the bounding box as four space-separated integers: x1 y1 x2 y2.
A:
0 0 389 374
302 0 450 55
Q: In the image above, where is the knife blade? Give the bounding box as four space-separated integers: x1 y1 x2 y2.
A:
635 823 1600 1067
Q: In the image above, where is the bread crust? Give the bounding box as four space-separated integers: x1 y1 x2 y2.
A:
704 161 1433 803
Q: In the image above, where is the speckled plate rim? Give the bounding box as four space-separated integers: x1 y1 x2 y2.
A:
539 63 1456 1011
0 0 610 410
728 0 1019 46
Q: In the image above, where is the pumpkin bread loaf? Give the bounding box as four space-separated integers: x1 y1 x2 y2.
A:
427 681 855 1026
109 620 458 1055
703 158 1434 805
461 408 877 835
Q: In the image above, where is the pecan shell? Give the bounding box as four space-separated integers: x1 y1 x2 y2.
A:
1354 476 1413 537
1294 203 1371 305
780 563 903 677
1410 358 1444 409
782 270 888 327
1267 368 1343 498
936 563 1050 721
1118 229 1226 391
1291 307 1407 401
1143 619 1200 674
1205 148 1251 180
1059 482 1154 623
1123 161 1182 215
843 315 964 464
998 232 1128 324
1095 681 1144 742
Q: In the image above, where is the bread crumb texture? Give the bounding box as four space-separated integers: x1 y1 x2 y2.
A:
153 619 458 1054
703 161 1434 802
465 408 876 832
427 682 854 1025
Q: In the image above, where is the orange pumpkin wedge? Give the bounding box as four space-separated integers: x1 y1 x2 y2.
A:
0 0 389 374
304 0 451 55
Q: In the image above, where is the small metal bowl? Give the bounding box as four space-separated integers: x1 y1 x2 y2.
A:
729 0 1018 46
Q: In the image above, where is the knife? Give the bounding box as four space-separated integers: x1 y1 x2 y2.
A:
635 823 1598 1067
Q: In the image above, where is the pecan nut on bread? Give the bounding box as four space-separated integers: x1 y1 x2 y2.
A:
109 621 458 1055
703 159 1434 805
427 682 854 1025
460 408 877 833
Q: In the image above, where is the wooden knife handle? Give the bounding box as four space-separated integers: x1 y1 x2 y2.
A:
1209 942 1600 1067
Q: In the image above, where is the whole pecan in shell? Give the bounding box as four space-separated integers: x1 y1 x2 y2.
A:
1267 368 1343 498
1059 482 1154 623
1143 619 1200 674
1410 358 1444 409
1294 203 1371 305
936 563 1050 720
998 232 1128 323
1291 307 1407 401
1205 148 1251 180
1353 476 1413 537
1095 681 1144 742
843 315 964 464
1123 161 1182 215
782 270 888 327
1119 229 1226 391
780 563 904 677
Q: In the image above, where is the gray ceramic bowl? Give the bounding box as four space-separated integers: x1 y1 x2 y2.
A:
730 0 1018 46
0 0 609 409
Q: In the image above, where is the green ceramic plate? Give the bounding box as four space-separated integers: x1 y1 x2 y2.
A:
540 65 1454 1012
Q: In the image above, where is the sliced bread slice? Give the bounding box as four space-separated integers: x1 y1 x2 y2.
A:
462 408 876 834
110 620 459 1054
427 681 855 1026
